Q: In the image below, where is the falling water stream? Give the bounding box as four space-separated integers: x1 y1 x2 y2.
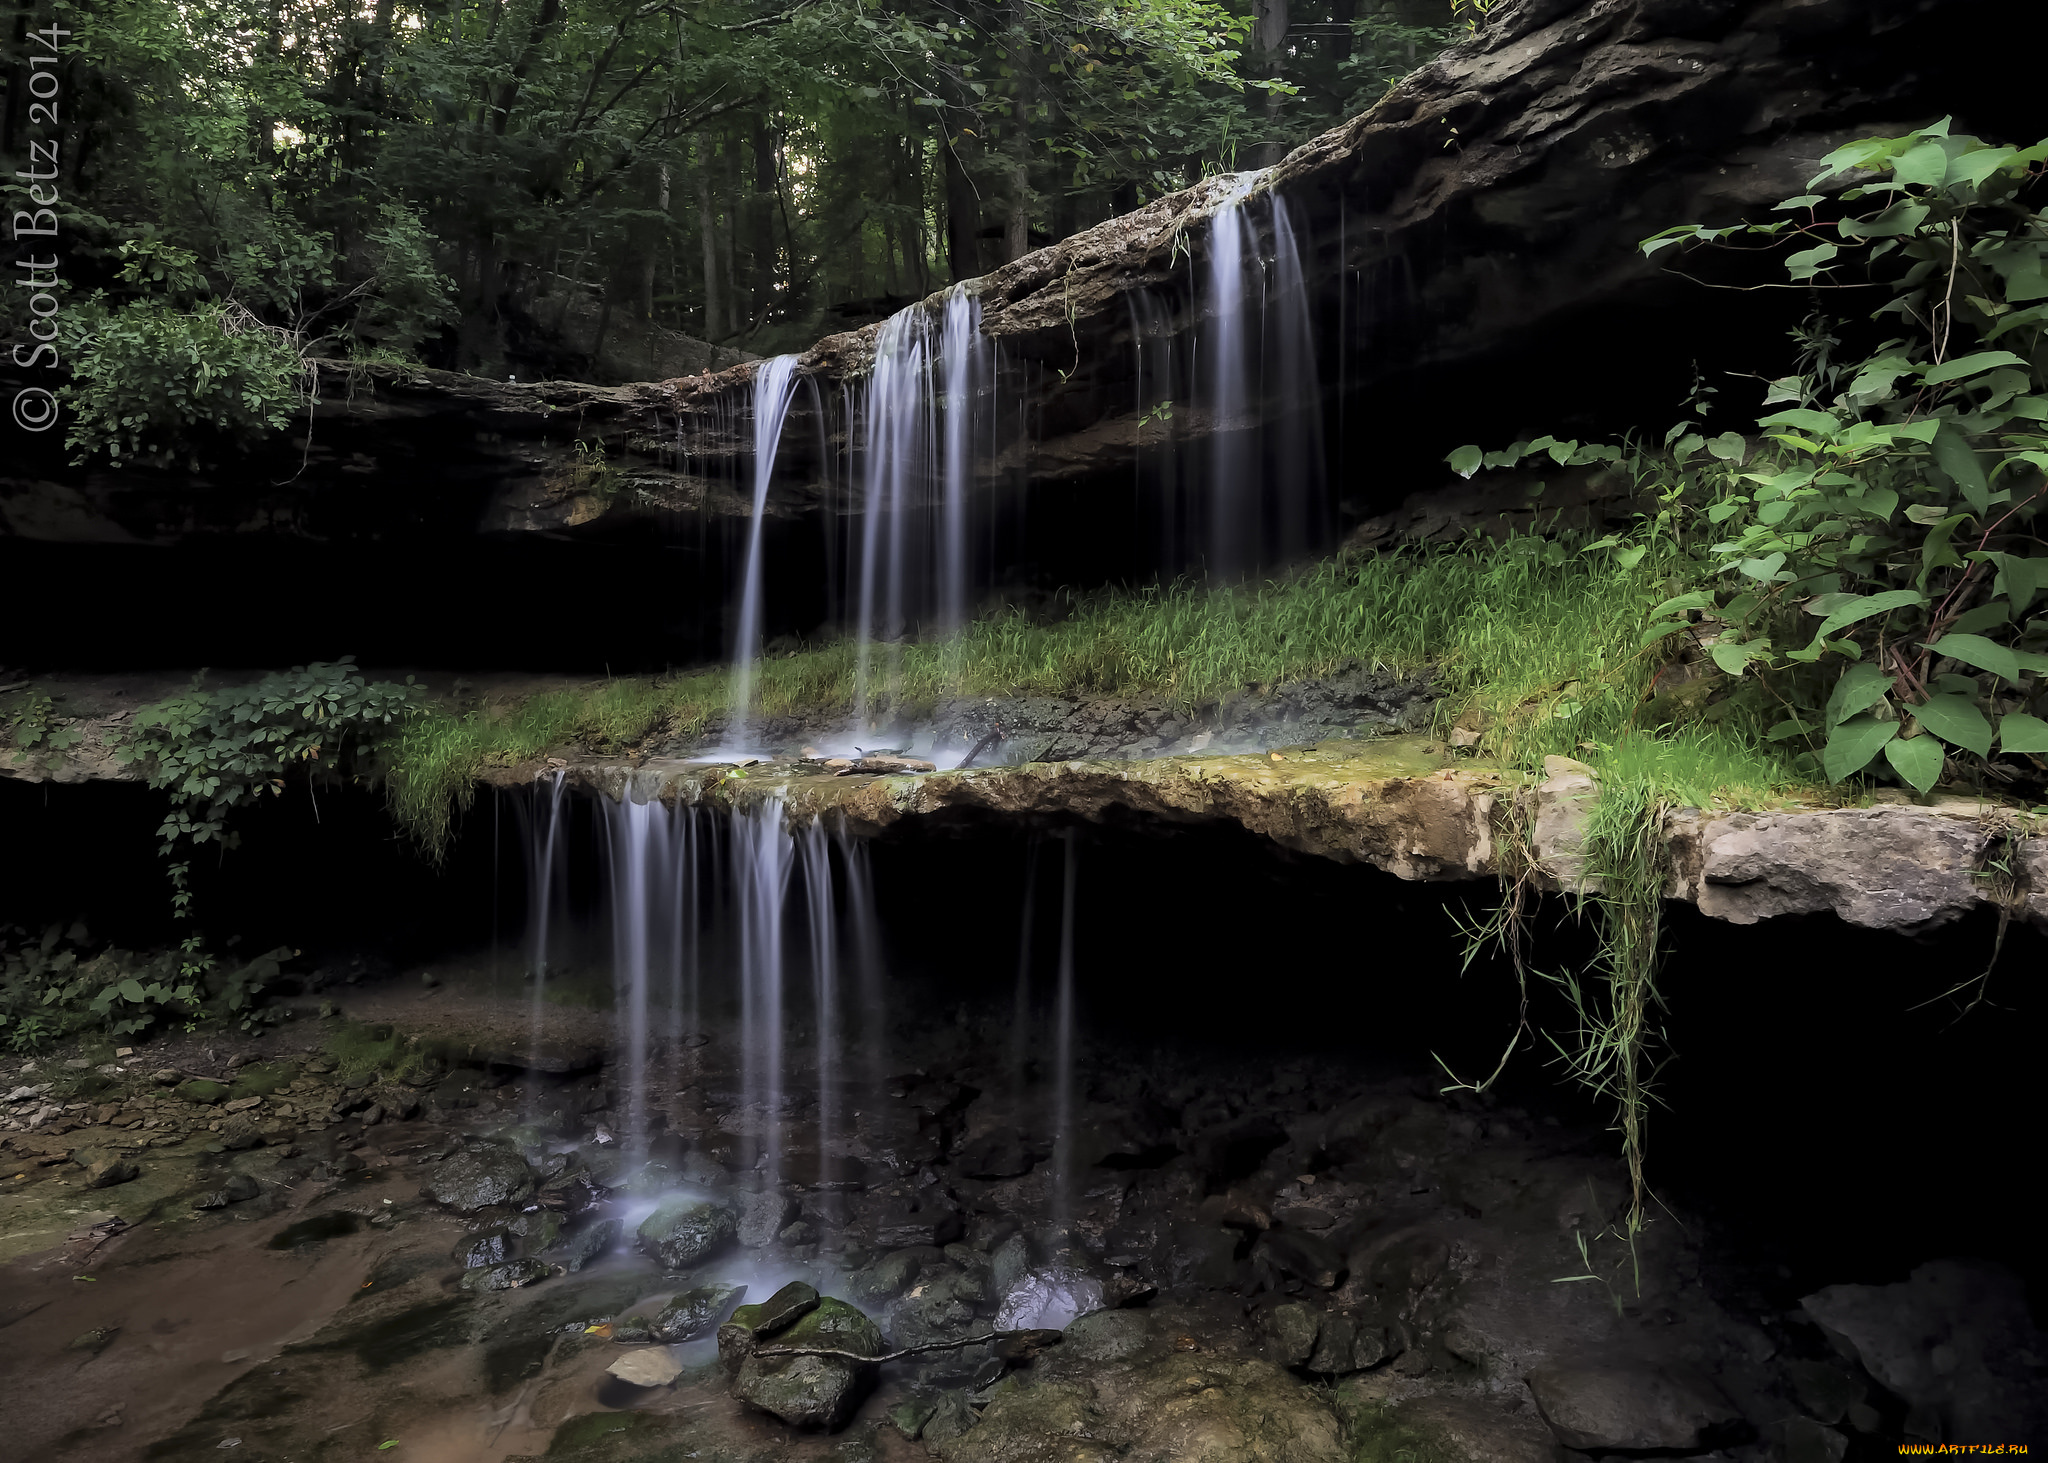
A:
729 355 804 753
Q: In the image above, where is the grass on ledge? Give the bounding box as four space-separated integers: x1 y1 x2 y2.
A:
385 536 1811 853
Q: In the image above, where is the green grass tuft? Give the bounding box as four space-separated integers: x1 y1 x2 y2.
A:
382 536 1815 855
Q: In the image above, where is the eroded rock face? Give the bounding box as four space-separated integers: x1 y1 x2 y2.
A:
1800 1260 2048 1445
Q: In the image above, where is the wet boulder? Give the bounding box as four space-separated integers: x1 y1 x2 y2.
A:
635 1194 737 1269
459 1258 551 1293
736 1189 800 1248
1525 1361 1743 1453
994 1265 1103 1331
650 1282 747 1342
546 1215 621 1272
723 1290 885 1429
422 1146 535 1213
193 1172 261 1208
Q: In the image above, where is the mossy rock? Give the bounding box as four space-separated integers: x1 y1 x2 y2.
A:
227 1061 298 1099
634 1194 736 1269
1333 1386 1556 1463
176 1079 229 1105
728 1294 884 1429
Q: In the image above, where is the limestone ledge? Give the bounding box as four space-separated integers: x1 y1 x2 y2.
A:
486 737 2037 935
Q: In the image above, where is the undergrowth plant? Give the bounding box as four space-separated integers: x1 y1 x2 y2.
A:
117 659 418 918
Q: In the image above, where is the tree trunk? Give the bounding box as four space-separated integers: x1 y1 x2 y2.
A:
643 162 670 320
1255 0 1290 168
697 143 723 340
943 125 981 284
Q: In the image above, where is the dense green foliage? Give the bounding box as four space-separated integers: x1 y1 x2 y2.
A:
116 659 419 917
1457 123 2048 801
10 0 1456 463
0 922 294 1051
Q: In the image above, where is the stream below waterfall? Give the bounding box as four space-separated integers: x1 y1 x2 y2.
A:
3 790 2044 1463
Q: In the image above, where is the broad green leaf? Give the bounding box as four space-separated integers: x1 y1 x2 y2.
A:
1825 661 1891 726
1998 713 2048 754
1910 694 1994 757
1447 445 1483 478
1638 620 1692 647
1884 735 1944 793
1892 139 1950 189
1837 202 1929 239
1738 552 1788 581
1705 432 1747 463
118 978 146 1004
1647 590 1716 620
1948 602 2011 635
1823 714 1898 781
1786 243 1838 280
1757 407 1841 437
1811 588 1925 642
1924 631 2020 682
1921 350 2027 386
1709 640 1765 676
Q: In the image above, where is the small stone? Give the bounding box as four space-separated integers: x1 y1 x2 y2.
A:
607 1347 681 1388
219 1116 264 1151
151 1069 181 1086
84 1155 140 1188
193 1173 262 1209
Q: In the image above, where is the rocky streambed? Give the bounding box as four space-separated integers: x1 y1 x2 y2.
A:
3 958 2041 1463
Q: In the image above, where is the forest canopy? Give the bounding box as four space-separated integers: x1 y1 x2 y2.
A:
6 0 1457 403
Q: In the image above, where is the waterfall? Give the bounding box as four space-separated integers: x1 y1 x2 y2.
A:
1206 175 1258 579
729 355 804 754
1202 177 1325 579
852 286 986 727
1052 829 1079 1232
733 795 794 1174
548 786 884 1186
517 771 568 1119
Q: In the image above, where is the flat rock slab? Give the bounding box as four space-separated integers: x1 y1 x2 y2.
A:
506 739 2040 934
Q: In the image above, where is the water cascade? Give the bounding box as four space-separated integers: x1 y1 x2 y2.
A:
732 795 794 1174
1201 178 1325 578
852 287 988 727
516 771 569 1116
728 354 804 752
540 786 884 1183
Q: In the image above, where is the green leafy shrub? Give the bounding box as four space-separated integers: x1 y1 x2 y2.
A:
59 238 309 467
117 660 420 917
0 924 200 1048
1456 122 2048 799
